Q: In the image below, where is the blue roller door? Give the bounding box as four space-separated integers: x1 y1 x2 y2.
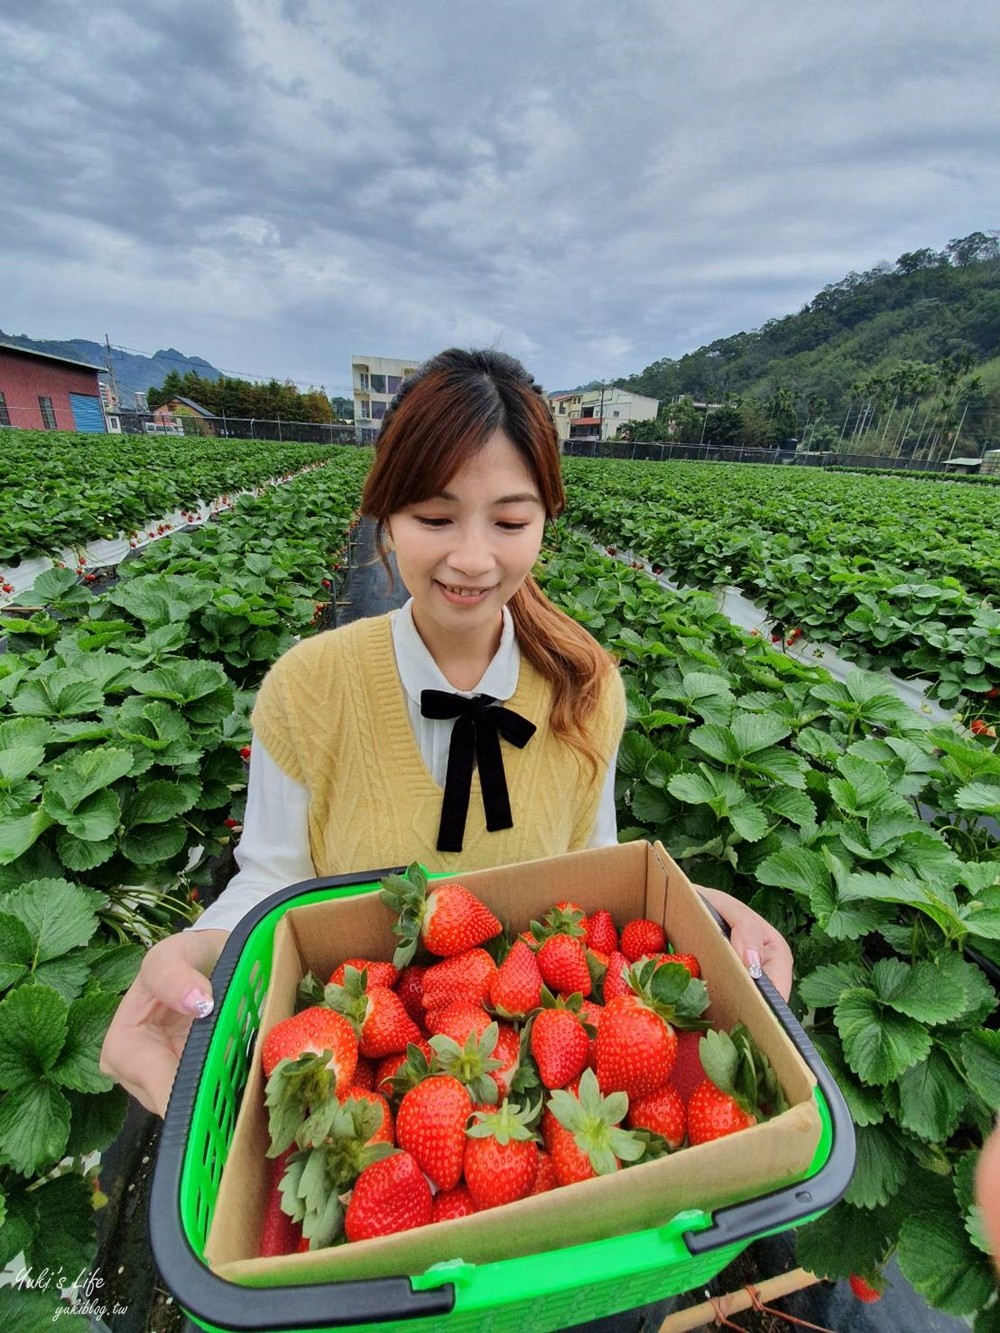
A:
70 393 106 433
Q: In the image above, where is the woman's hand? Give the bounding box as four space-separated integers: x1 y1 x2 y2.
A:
977 1118 1000 1271
694 885 794 1001
99 928 229 1117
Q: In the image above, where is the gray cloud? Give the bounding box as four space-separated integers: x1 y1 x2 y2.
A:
2 0 998 394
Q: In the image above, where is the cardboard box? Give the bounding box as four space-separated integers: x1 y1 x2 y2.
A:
204 840 821 1287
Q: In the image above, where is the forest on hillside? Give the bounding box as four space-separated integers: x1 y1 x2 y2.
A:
615 230 1000 456
148 370 352 423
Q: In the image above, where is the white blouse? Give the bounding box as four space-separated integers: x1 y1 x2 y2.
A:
193 601 620 932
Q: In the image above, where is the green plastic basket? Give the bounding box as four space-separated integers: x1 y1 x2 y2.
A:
150 867 855 1333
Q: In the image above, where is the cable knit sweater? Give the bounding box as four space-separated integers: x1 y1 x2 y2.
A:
249 611 626 877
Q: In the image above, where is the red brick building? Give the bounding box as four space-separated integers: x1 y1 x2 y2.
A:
0 343 107 432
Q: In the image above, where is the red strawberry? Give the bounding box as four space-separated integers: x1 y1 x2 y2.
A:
394 964 427 1024
261 1007 358 1152
595 958 706 1102
602 950 632 1002
657 951 701 979
669 1029 706 1103
584 909 618 955
350 1056 377 1091
324 970 423 1059
848 1275 884 1303
240 745 252 759
620 918 666 963
628 1083 686 1149
422 948 497 1013
464 1100 540 1210
536 934 592 997
686 1025 787 1145
344 1152 433 1241
488 1021 523 1097
259 1149 301 1256
374 1040 434 1097
546 1068 645 1185
530 1150 558 1195
489 939 543 1017
329 958 399 990
380 864 501 963
395 1075 472 1190
432 1184 478 1221
426 999 492 1042
530 1006 590 1089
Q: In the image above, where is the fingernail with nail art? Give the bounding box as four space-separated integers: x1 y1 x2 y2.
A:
746 949 763 980
184 988 214 1018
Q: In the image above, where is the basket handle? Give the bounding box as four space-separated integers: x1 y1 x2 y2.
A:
682 972 856 1256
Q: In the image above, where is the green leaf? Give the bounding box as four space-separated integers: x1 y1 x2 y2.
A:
5 879 99 963
616 729 658 780
85 943 143 994
835 987 932 1085
688 724 739 765
0 913 34 992
0 1185 39 1268
843 1121 909 1209
26 1172 96 1280
50 991 119 1093
123 778 199 827
755 846 828 899
870 958 972 1026
896 1049 967 1141
64 1085 129 1157
0 1080 71 1173
42 744 133 813
629 783 676 825
897 1210 996 1314
132 660 234 723
745 745 810 789
728 801 770 843
961 1029 1000 1111
798 962 869 1009
666 770 717 806
794 1199 894 1279
55 829 118 872
955 781 1000 814
0 744 45 785
56 787 122 842
33 954 93 1004
0 984 69 1088
809 1033 886 1128
730 712 792 754
0 808 55 866
118 821 188 865
762 786 816 829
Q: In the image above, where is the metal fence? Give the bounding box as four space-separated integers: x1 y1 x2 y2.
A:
114 410 358 445
560 438 975 473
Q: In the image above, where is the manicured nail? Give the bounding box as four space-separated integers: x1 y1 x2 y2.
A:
746 949 763 980
183 988 214 1018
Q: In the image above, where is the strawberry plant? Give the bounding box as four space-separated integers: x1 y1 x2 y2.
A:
535 525 1000 1325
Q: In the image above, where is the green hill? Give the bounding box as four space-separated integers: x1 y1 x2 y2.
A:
617 231 1000 455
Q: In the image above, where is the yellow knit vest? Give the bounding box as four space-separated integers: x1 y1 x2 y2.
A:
249 612 625 878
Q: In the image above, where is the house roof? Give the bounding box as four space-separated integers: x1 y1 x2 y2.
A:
164 395 216 416
0 341 104 374
943 457 983 467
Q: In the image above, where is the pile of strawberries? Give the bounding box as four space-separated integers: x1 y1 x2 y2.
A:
257 865 786 1254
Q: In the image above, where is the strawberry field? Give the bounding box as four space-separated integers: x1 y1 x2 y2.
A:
0 441 999 1328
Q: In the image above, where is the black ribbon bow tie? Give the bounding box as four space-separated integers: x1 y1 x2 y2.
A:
420 690 537 853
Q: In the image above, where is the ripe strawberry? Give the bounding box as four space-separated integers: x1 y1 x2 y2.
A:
426 998 493 1043
488 1021 523 1097
324 968 423 1059
595 958 707 1101
546 1068 645 1185
669 1029 706 1103
422 948 497 1013
344 1152 433 1242
429 1022 506 1105
379 863 501 963
394 963 427 1024
261 1007 358 1152
374 1040 434 1097
686 1024 787 1145
432 1183 478 1221
848 1274 884 1303
584 909 618 955
464 1100 540 1210
489 938 543 1017
536 933 592 997
259 1149 302 1256
530 1150 558 1194
620 918 666 963
329 958 399 990
628 1083 686 1149
395 1075 473 1190
350 1056 377 1091
530 1005 590 1089
657 951 701 979
602 950 632 1002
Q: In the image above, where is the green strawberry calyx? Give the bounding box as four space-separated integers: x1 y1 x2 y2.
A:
698 1023 789 1119
626 957 711 1030
378 861 431 967
466 1096 540 1144
430 1022 504 1103
548 1068 646 1175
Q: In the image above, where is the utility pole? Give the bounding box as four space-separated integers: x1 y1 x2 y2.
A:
104 334 121 409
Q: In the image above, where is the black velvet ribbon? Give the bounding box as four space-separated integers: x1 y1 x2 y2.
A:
419 690 537 853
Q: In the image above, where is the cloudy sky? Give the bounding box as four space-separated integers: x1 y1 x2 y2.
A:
2 0 998 396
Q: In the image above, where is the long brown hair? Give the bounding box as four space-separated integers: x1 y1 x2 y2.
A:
360 348 618 772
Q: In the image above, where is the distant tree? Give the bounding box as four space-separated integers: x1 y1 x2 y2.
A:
896 248 947 274
946 231 1000 266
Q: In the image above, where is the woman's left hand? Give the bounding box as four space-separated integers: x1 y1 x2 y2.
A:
694 885 794 1000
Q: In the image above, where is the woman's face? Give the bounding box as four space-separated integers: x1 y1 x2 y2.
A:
387 428 546 648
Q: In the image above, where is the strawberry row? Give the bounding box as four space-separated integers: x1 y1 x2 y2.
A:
258 865 785 1250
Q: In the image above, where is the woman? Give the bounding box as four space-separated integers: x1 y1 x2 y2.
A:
100 347 792 1116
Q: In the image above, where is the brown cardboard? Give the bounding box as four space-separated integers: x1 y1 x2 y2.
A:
204 842 821 1286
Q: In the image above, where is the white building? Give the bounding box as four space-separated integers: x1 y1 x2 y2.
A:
548 385 659 444
352 354 420 439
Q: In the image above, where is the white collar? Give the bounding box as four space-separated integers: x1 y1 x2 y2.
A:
391 599 520 703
